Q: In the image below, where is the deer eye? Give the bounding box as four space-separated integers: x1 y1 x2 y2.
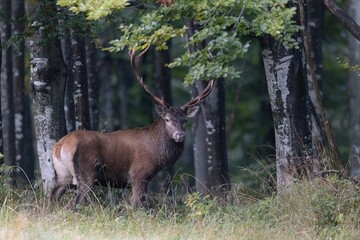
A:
165 117 170 122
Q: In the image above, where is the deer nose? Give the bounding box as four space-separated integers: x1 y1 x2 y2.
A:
174 132 185 142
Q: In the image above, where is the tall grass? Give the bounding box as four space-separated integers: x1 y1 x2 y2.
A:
0 175 359 239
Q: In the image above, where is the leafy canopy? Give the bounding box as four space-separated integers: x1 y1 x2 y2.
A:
57 0 300 84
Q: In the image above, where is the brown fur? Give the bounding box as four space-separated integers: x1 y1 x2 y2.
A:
51 106 198 209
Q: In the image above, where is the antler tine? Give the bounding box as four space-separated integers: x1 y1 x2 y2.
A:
128 46 169 107
181 80 215 110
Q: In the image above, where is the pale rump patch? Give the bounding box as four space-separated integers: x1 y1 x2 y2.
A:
52 142 78 186
61 146 78 185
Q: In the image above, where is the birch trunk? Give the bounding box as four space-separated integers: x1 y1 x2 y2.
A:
261 36 313 192
348 0 360 178
27 0 66 194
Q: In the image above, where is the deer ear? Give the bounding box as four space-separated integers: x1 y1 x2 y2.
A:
155 104 168 118
186 106 199 118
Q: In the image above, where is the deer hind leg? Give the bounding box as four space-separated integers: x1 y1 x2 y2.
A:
72 170 96 210
51 147 75 202
72 168 96 210
51 170 72 202
51 186 68 201
72 148 100 210
73 168 96 208
50 170 72 201
73 182 93 210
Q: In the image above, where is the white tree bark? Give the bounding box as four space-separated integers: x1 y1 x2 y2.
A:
27 0 66 194
29 55 58 194
262 49 294 190
262 40 313 192
29 29 54 193
261 3 315 192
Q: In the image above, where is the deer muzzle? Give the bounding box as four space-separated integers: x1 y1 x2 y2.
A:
173 132 185 142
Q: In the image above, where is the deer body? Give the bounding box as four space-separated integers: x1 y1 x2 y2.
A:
51 47 214 209
51 116 187 207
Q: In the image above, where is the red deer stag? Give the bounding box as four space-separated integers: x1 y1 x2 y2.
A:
50 46 214 209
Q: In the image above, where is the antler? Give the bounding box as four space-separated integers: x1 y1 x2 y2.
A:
181 80 215 110
128 46 170 108
129 46 214 110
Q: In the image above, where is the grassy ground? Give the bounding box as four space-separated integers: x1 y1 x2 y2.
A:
0 176 359 240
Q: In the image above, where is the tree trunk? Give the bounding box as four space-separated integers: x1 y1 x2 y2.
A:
0 37 2 155
348 0 360 178
187 21 230 195
117 58 129 130
61 30 76 133
260 2 319 192
186 22 209 194
204 78 230 193
27 0 66 194
70 30 90 130
307 0 323 164
86 38 99 131
21 92 36 182
191 91 210 194
98 54 115 131
194 79 230 194
0 0 16 171
261 8 313 192
12 0 35 183
261 32 314 192
301 0 341 171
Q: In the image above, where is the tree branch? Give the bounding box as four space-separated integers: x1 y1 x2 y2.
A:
322 0 360 41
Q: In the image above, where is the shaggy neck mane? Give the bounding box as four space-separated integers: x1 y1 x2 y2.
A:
151 117 184 166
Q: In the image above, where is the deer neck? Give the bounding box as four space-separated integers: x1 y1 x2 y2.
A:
152 118 184 166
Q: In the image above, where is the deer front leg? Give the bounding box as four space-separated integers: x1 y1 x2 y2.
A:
130 181 148 208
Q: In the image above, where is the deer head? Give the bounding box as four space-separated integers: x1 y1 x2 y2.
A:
129 46 214 142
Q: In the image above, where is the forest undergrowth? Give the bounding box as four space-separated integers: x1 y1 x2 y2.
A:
0 170 359 240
